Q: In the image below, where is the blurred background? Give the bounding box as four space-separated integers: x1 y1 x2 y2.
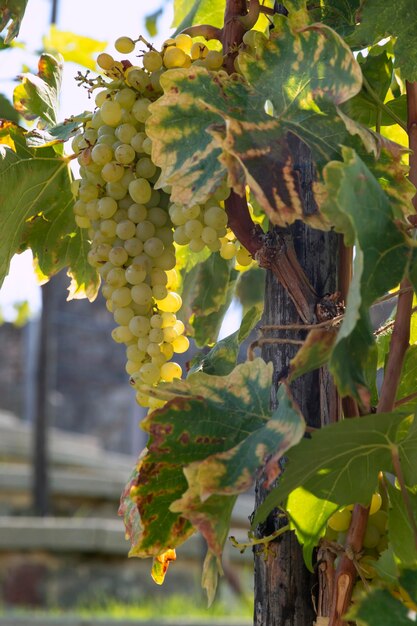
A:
0 1 253 623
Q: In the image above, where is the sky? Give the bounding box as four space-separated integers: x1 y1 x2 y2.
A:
0 0 173 320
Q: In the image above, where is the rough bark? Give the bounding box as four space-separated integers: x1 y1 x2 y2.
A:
254 140 339 625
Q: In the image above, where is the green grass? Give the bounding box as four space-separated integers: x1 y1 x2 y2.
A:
1 593 253 621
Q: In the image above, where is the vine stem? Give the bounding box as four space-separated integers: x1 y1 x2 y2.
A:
329 80 417 626
362 75 408 131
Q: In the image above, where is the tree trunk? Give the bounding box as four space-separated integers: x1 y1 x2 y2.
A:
254 140 340 625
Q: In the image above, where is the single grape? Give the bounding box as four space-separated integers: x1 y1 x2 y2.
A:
91 143 113 165
125 263 147 285
157 292 182 313
164 47 188 69
115 36 135 54
129 178 152 204
97 53 115 70
114 88 137 109
172 334 189 354
369 493 382 516
327 509 352 532
100 100 122 126
362 524 380 549
160 361 182 382
115 143 136 165
143 50 163 72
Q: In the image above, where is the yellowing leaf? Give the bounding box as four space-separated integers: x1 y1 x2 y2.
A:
43 25 107 71
151 549 177 585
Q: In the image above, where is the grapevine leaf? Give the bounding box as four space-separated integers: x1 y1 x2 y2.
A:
373 547 399 584
151 549 177 585
172 0 225 32
189 305 261 376
235 266 266 311
252 410 417 565
180 252 239 346
13 53 63 127
148 13 368 227
386 482 417 567
124 360 274 585
288 329 337 381
0 93 19 124
0 0 28 43
351 0 417 82
349 587 414 625
322 148 409 402
180 253 234 319
0 142 99 299
192 272 238 347
43 25 107 71
25 113 87 148
180 383 305 500
145 8 163 37
397 345 417 402
308 0 360 37
286 487 338 567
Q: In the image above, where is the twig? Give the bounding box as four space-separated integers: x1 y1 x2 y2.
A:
375 305 417 337
248 337 304 360
394 390 417 408
230 524 290 552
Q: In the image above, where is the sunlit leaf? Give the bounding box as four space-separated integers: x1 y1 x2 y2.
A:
252 409 417 566
386 482 417 567
172 0 225 32
13 53 63 127
43 25 107 71
145 8 163 37
0 141 99 299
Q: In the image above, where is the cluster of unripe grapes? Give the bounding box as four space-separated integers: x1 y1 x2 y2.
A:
324 492 388 590
71 31 254 408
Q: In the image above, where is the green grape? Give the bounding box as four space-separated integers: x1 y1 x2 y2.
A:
97 52 115 70
172 334 189 353
135 157 157 179
111 286 132 308
173 226 190 246
164 46 188 68
142 137 152 154
106 267 127 287
181 204 200 220
236 246 252 266
114 87 136 109
125 263 147 285
138 362 160 385
144 237 164 258
184 219 203 239
150 268 168 286
136 220 155 241
220 241 237 260
79 184 99 202
147 342 163 358
143 50 163 72
115 36 135 54
126 344 144 362
100 219 117 238
115 123 137 144
156 227 174 247
75 215 91 229
188 238 205 253
148 207 167 227
106 182 128 200
129 315 151 337
95 89 109 107
100 100 123 126
152 285 168 300
109 246 129 266
154 249 176 270
129 178 152 204
160 361 182 382
370 510 388 534
131 283 153 306
91 143 113 165
327 509 352 532
124 238 144 256
362 524 380 549
97 197 117 219
204 50 224 70
102 161 124 183
150 314 163 328
113 307 134 325
115 143 136 164
73 200 87 216
191 41 208 60
112 325 134 343
201 226 218 245
130 131 146 152
204 205 227 228
132 98 151 123
116 219 136 240
128 203 147 223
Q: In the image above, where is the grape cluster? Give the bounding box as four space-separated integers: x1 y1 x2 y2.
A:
71 31 257 408
324 492 388 587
